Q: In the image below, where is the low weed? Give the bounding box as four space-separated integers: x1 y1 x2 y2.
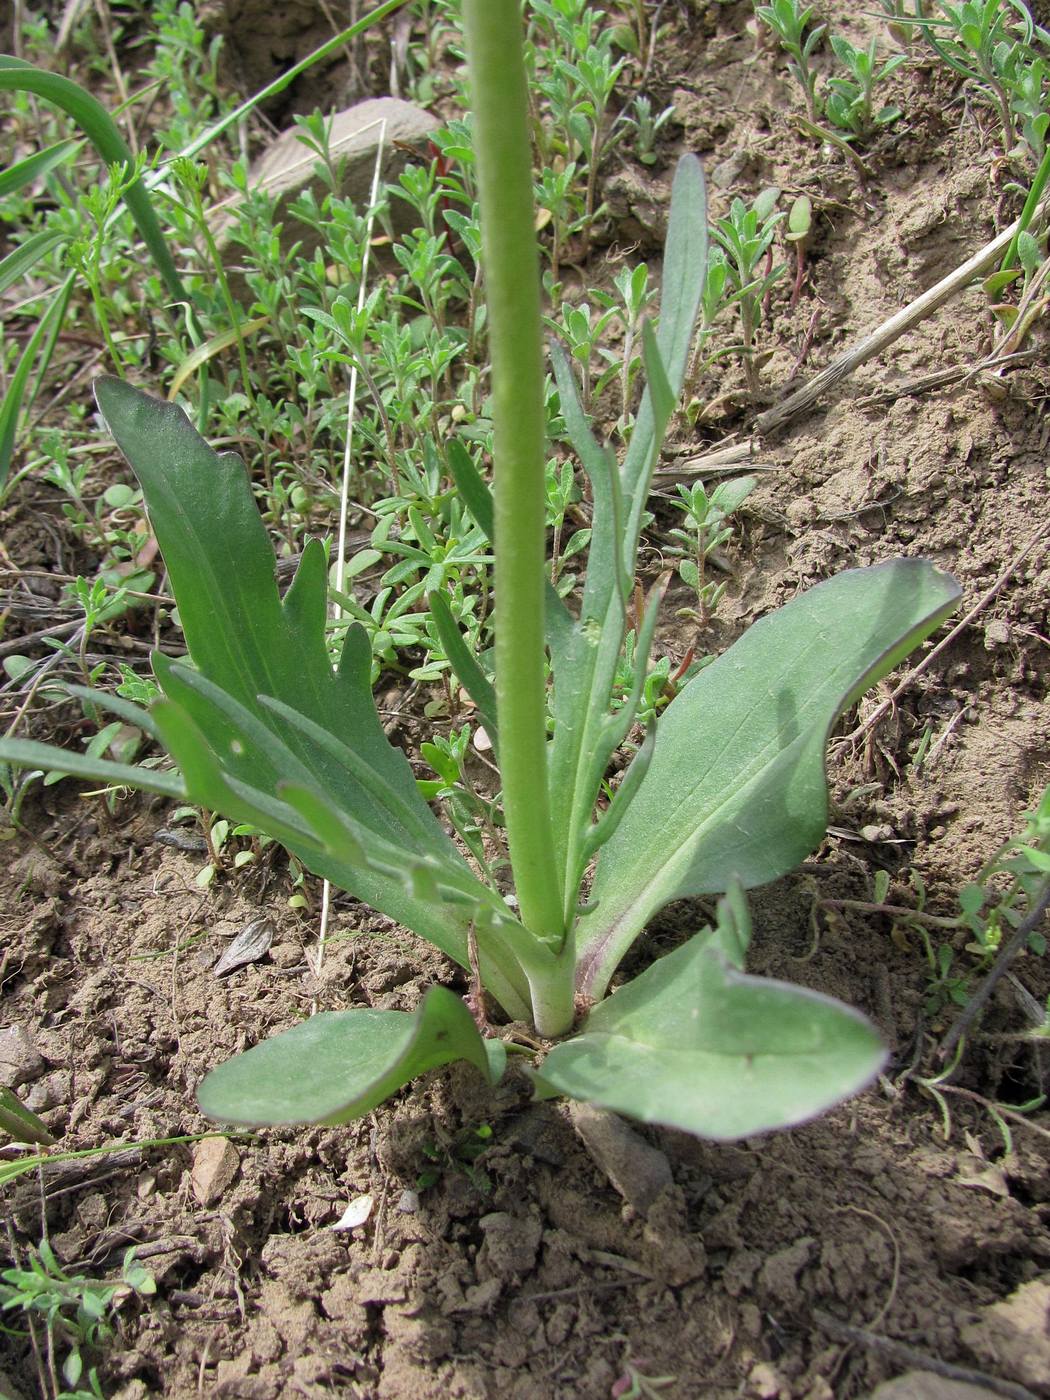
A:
0 1239 155 1400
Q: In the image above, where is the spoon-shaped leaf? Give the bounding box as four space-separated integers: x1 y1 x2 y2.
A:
536 910 886 1141
197 986 506 1127
575 558 960 999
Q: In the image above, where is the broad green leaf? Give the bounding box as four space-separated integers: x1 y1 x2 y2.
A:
95 378 457 858
85 379 534 1017
197 986 507 1127
145 668 532 1018
575 559 961 998
536 916 886 1141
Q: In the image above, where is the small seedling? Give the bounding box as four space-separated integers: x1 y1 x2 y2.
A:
1 1240 155 1400
711 186 786 387
417 1121 494 1192
908 0 1050 158
824 34 906 138
755 0 827 121
665 475 756 624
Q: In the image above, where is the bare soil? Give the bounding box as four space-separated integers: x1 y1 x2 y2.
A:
2 3 1049 1398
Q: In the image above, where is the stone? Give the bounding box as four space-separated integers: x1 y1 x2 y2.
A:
982 618 1011 650
190 1136 240 1205
565 1100 673 1214
0 1025 45 1089
476 1211 542 1282
960 1278 1050 1392
215 97 438 279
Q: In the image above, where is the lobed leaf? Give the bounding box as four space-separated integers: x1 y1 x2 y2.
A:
88 378 534 1017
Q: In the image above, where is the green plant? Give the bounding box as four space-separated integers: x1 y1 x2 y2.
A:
1 1239 155 1400
617 94 676 166
823 785 1050 1015
755 0 827 121
710 186 786 388
416 1120 494 1192
665 475 756 624
824 34 906 137
0 0 961 1143
0 1087 56 1146
910 0 1050 158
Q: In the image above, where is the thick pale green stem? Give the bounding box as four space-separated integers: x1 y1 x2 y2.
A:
462 0 570 1025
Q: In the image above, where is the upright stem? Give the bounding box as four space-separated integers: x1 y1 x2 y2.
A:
462 0 566 952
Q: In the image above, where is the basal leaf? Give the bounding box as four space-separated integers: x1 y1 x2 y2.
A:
536 923 886 1141
620 154 707 563
0 737 184 799
575 559 961 998
197 986 506 1127
95 378 459 863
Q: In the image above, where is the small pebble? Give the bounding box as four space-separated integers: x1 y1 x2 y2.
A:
332 1193 373 1231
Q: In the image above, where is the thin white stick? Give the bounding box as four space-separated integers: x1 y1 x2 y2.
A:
755 192 1050 436
314 117 388 992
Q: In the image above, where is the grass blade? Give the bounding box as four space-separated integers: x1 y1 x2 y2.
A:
0 56 185 302
0 136 79 199
0 270 75 495
0 229 67 298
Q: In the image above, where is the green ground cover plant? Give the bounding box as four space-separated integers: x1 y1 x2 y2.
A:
0 1239 154 1400
0 0 961 1143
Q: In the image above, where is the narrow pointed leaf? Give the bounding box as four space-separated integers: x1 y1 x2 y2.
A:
0 272 75 491
0 229 66 297
535 930 886 1140
426 589 499 752
0 58 184 302
0 737 184 798
197 986 506 1127
640 319 673 429
0 138 79 200
620 155 707 560
58 683 163 741
0 1088 56 1147
447 438 494 540
446 436 573 657
575 559 961 998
